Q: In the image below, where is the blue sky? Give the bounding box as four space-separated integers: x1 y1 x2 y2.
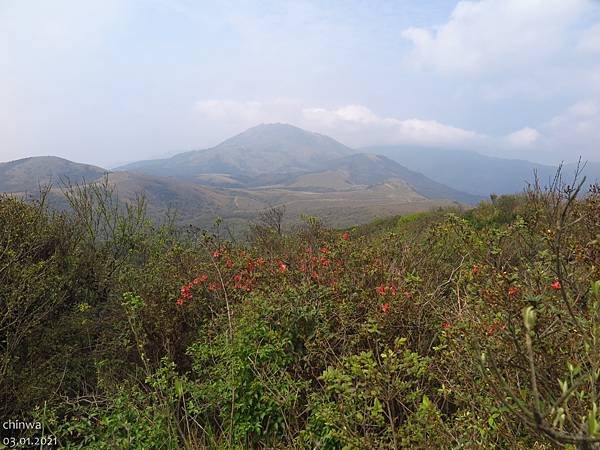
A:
1 0 599 167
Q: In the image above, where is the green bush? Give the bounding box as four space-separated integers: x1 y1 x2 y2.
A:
1 178 599 448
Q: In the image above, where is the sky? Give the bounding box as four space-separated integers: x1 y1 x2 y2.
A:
1 0 599 168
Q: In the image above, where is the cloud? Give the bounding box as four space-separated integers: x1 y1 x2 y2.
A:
540 100 600 160
507 127 541 147
302 104 483 148
499 100 600 162
401 0 595 75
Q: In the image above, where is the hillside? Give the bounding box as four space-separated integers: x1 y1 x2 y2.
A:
275 153 482 204
0 156 107 193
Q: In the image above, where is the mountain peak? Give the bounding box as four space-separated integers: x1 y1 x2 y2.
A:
218 122 346 150
119 124 354 177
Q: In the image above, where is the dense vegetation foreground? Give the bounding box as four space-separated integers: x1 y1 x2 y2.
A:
1 177 600 449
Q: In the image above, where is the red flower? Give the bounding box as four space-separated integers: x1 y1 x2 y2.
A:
508 286 519 297
551 280 561 290
176 298 184 306
180 284 193 300
472 265 480 275
247 260 256 271
342 231 350 241
320 257 330 267
208 283 218 291
193 274 208 284
442 322 451 330
278 261 287 273
213 250 220 258
376 285 387 296
389 286 397 296
320 247 329 254
225 258 234 268
381 303 390 313
255 258 265 266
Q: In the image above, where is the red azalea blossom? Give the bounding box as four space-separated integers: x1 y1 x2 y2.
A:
508 286 519 297
442 322 451 330
233 273 244 289
551 280 562 290
255 258 265 266
176 298 184 306
193 275 208 284
320 247 329 254
225 258 234 268
320 257 330 267
180 284 193 300
247 260 256 271
342 231 350 241
389 286 397 296
212 250 220 258
278 261 287 273
208 283 218 291
381 303 390 313
472 265 480 275
376 285 387 296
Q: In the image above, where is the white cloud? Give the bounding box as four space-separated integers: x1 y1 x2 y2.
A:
302 104 482 147
401 0 594 75
507 127 541 147
499 100 600 162
540 101 600 159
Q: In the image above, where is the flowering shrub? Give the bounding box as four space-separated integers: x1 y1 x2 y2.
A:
3 177 599 448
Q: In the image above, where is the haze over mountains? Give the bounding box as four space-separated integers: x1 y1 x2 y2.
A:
1 123 597 229
365 146 600 196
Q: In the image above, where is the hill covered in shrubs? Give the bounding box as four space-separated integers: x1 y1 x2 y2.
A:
1 174 599 449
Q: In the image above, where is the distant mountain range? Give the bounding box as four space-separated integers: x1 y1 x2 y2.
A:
363 145 599 196
2 123 597 229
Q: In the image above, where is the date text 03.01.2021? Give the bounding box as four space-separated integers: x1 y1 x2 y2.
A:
2 435 58 448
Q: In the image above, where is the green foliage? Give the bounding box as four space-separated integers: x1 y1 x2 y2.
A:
2 178 600 448
305 337 437 449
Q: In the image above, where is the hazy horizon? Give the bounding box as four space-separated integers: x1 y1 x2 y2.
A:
2 0 600 167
